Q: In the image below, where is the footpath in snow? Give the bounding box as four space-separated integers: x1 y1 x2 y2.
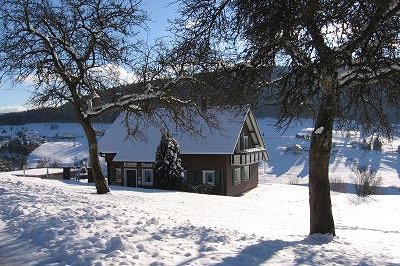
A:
0 173 399 265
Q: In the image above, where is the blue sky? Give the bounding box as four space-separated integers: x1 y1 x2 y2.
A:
0 1 177 110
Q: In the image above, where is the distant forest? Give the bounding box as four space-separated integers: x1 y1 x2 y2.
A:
0 103 119 125
0 104 275 126
0 98 398 126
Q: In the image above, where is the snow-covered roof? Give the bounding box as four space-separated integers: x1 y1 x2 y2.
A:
99 108 264 162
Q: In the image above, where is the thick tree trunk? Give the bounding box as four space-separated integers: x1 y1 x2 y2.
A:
80 117 110 194
309 89 336 236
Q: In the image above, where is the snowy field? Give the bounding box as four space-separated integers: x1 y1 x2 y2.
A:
0 118 399 265
27 141 90 168
0 174 399 265
0 122 108 168
258 118 400 190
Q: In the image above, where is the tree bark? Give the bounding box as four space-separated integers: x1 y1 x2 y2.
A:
309 85 336 236
80 116 110 194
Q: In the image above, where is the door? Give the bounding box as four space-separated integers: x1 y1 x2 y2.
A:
125 169 137 187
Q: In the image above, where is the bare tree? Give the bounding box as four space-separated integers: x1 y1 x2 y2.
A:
0 0 206 194
171 0 400 235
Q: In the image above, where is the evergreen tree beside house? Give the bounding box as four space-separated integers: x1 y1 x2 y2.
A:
154 132 185 189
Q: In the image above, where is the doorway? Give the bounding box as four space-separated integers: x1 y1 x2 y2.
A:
125 169 137 187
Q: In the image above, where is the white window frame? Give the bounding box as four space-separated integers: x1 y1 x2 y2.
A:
202 170 216 186
142 169 153 186
241 165 250 182
243 135 249 150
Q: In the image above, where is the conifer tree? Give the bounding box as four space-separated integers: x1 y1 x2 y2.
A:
154 132 184 189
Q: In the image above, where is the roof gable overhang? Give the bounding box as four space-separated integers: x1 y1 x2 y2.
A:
232 109 269 160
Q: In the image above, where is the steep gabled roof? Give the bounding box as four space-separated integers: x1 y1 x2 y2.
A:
98 108 265 162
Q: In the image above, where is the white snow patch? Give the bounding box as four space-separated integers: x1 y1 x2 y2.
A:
314 126 324 134
0 105 29 113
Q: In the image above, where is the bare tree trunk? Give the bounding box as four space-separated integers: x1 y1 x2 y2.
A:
80 117 110 194
309 91 336 236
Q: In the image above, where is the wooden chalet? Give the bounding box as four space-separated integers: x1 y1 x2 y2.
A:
98 108 268 196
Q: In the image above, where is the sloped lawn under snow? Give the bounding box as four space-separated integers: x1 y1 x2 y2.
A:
258 118 400 188
0 173 399 265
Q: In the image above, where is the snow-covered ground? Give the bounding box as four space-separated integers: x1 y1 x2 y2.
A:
8 167 64 177
0 174 399 265
0 118 399 265
258 118 400 189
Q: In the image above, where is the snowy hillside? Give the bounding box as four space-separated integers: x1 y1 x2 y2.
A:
0 123 89 139
258 118 400 189
0 123 108 167
0 173 399 265
27 141 90 168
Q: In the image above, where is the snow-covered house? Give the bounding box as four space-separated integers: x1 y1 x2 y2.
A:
98 108 268 196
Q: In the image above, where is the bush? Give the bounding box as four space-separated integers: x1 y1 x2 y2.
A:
352 166 382 197
0 160 11 171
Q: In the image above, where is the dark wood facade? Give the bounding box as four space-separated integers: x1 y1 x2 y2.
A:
104 153 261 196
180 154 259 196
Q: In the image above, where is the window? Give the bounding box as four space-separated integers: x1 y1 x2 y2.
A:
233 166 250 185
232 168 241 185
241 165 250 182
142 169 153 186
240 134 249 150
233 154 240 165
185 171 202 186
115 168 122 185
202 170 216 186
